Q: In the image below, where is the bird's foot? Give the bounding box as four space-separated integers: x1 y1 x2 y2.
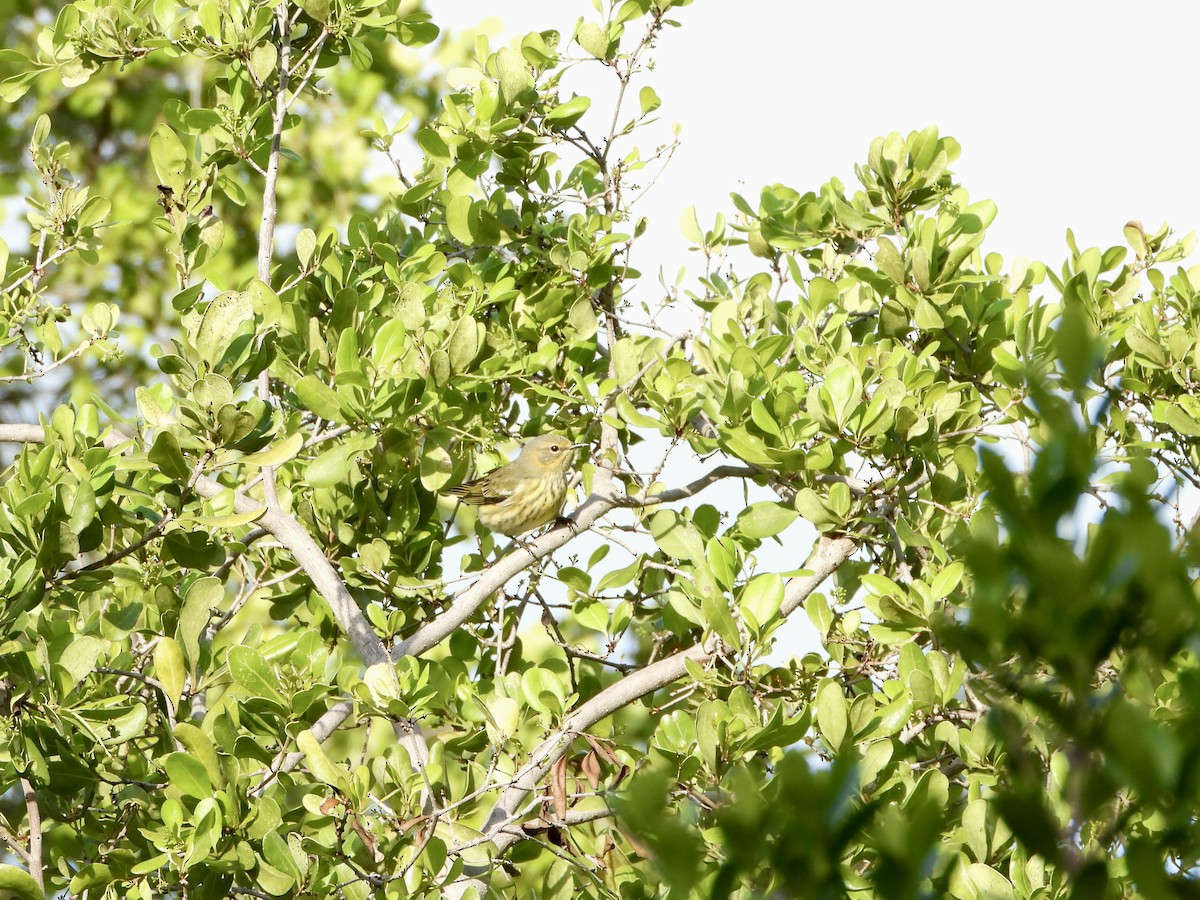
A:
553 515 580 535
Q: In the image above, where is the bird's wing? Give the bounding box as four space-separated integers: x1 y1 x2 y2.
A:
446 476 511 506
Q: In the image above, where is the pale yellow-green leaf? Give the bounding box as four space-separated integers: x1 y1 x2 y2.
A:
297 729 349 791
363 662 401 705
240 432 304 468
154 637 186 711
576 22 609 59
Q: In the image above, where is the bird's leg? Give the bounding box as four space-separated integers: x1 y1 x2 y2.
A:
500 536 538 556
552 514 580 535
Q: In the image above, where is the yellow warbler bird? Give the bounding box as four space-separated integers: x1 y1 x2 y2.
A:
446 434 586 537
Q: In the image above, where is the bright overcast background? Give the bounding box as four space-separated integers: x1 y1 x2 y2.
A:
431 0 1200 288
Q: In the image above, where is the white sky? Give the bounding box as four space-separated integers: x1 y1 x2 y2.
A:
431 0 1200 284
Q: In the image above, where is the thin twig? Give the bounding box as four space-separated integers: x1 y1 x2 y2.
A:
0 336 102 384
0 821 29 866
255 3 292 509
607 463 759 508
56 511 177 582
0 245 74 295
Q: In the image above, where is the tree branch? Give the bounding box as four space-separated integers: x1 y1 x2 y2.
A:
392 487 622 660
606 463 759 508
469 532 856 863
252 699 353 795
0 334 103 384
1 244 74 295
0 424 386 666
254 2 291 510
0 425 424 780
21 776 42 893
0 821 29 867
56 509 177 582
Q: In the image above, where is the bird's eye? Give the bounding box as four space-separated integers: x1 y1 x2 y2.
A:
550 444 560 452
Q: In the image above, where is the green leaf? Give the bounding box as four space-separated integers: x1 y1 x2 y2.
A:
192 373 233 413
296 227 317 268
66 477 96 535
913 295 944 330
241 432 304 468
826 481 851 519
417 128 450 160
252 856 295 896
164 751 211 799
521 666 567 716
695 700 721 772
496 47 533 105
149 431 191 481
615 393 661 429
735 501 798 539
162 530 224 568
794 488 844 532
195 291 254 369
738 705 810 753
821 361 862 430
154 637 186 711
58 636 102 693
961 863 1015 900
0 864 44 900
294 375 343 422
805 593 833 639
648 510 706 560
679 204 703 244
738 573 784 636
1124 326 1166 367
174 723 221 787
1157 402 1200 437
346 36 372 71
484 696 520 743
178 577 221 674
295 0 330 22
962 797 989 862
246 797 283 841
69 864 116 896
567 298 598 340
419 441 452 492
445 195 476 245
249 42 277 84
228 645 282 700
874 237 905 283
639 85 661 115
815 680 847 750
929 561 964 600
306 445 354 488
576 22 610 59
149 123 187 190
899 643 936 710
701 592 741 648
860 691 913 740
363 662 401 705
245 279 282 326
448 316 481 371
216 404 258 445
262 831 302 883
544 95 591 127
298 728 347 790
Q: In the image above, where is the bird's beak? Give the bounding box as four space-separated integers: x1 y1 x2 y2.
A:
571 442 589 452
